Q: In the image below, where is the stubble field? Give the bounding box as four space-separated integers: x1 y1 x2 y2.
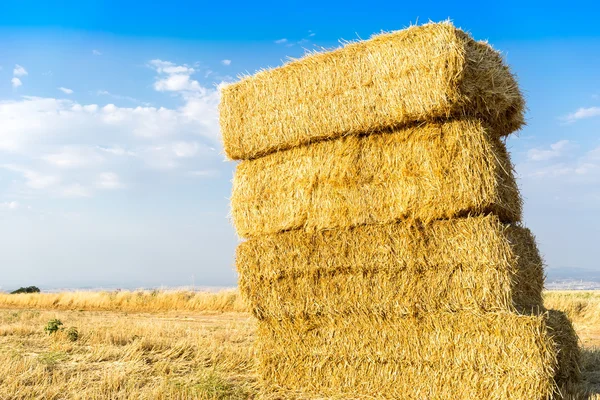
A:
0 290 598 399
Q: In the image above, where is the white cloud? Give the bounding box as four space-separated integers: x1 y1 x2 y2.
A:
180 92 221 143
92 50 102 56
11 77 22 88
59 87 74 94
0 93 221 196
0 94 220 152
132 142 214 171
275 38 288 44
163 65 194 74
574 163 599 175
588 146 600 160
42 146 104 168
0 60 224 202
60 184 91 198
0 201 19 210
13 64 28 77
525 164 576 178
137 146 179 170
564 107 600 122
172 141 199 158
3 164 61 189
149 59 204 92
95 172 124 190
527 140 571 161
188 170 218 178
25 172 61 189
97 146 136 157
149 60 194 75
525 163 600 180
154 74 202 92
518 145 600 182
96 90 144 105
221 59 231 66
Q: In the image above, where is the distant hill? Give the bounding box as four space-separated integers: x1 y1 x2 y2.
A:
546 267 600 282
545 268 600 290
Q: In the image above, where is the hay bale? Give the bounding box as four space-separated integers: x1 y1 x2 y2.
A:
547 310 582 398
256 311 566 400
232 119 522 238
237 215 543 320
220 22 524 160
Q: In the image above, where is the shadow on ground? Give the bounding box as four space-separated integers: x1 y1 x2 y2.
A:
582 347 600 399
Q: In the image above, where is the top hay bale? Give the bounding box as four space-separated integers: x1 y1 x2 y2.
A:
220 22 525 160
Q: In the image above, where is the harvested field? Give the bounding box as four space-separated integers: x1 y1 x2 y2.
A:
0 289 246 313
0 290 598 399
232 119 522 238
220 22 524 160
238 215 544 319
0 308 256 400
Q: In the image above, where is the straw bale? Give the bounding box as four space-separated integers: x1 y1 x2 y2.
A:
220 22 524 160
232 119 522 238
237 215 543 319
256 312 571 399
547 310 582 398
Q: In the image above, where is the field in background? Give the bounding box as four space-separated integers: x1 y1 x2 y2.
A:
0 289 247 313
0 290 598 399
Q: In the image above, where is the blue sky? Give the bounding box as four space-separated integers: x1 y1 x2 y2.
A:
1 1 599 289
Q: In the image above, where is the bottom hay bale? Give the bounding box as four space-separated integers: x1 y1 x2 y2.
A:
547 310 582 398
257 311 580 400
238 215 544 318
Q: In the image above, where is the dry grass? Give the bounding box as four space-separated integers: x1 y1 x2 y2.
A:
238 215 544 319
220 22 524 160
0 308 256 399
0 290 597 399
546 291 600 398
0 289 246 313
232 119 522 238
545 291 600 329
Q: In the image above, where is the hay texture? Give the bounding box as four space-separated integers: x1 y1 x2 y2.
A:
546 310 582 398
220 22 524 160
238 215 543 319
257 311 574 400
221 19 580 400
232 119 521 238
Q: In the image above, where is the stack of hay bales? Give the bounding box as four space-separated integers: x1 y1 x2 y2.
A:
220 22 581 399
